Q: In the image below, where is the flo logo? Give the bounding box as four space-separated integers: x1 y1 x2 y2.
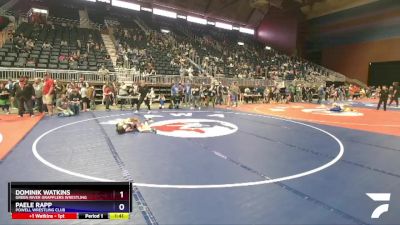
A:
150 119 238 138
366 193 391 219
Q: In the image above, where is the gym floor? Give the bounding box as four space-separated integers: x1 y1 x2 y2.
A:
0 100 399 225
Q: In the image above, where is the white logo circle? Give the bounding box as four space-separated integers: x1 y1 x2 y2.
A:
0 132 3 144
150 119 238 138
32 111 344 189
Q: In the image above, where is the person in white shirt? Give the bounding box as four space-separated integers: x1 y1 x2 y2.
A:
42 42 52 50
147 87 155 106
187 66 193 78
80 83 88 112
98 65 110 82
119 82 129 96
179 67 185 77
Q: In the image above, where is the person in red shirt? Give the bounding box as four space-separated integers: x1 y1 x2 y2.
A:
104 83 112 111
43 73 55 116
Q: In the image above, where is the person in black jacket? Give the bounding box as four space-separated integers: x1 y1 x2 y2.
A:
14 76 35 117
136 80 150 113
377 85 389 111
388 83 399 107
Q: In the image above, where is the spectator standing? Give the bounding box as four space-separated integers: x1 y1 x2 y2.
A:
5 79 15 109
338 86 344 102
216 82 224 105
170 83 179 109
305 87 313 103
103 84 112 111
80 83 89 112
111 82 118 106
388 83 399 107
289 85 295 102
377 86 389 111
87 84 96 110
148 87 155 107
230 81 240 107
130 84 140 109
33 78 44 113
192 86 201 109
0 82 10 114
317 85 325 104
14 77 35 117
295 84 302 102
224 85 230 106
54 80 64 100
43 73 55 116
184 82 192 107
98 65 110 82
209 85 216 108
266 87 274 103
102 82 107 105
202 84 209 107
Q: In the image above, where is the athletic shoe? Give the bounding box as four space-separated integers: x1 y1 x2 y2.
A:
148 110 151 114
190 107 194 110
134 110 138 113
30 115 35 118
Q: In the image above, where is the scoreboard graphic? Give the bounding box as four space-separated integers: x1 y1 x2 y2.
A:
8 182 132 220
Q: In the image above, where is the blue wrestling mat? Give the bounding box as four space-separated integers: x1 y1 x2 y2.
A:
0 109 399 224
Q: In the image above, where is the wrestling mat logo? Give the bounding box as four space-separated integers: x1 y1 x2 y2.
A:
150 119 238 138
301 108 364 117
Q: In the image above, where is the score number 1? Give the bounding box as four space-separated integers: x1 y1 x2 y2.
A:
119 191 125 211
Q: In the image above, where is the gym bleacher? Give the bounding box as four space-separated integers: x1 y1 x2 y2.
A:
0 22 113 71
0 0 347 88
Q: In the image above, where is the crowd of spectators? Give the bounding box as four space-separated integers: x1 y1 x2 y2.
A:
0 74 98 117
139 18 343 89
1 75 399 117
4 21 111 70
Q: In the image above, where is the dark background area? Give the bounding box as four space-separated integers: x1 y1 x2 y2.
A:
368 61 400 86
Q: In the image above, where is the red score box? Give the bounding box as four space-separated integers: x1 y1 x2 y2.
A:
12 213 77 219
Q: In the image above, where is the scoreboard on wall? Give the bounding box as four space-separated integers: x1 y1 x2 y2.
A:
8 182 131 220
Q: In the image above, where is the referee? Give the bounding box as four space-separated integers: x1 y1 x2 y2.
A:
136 80 151 113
